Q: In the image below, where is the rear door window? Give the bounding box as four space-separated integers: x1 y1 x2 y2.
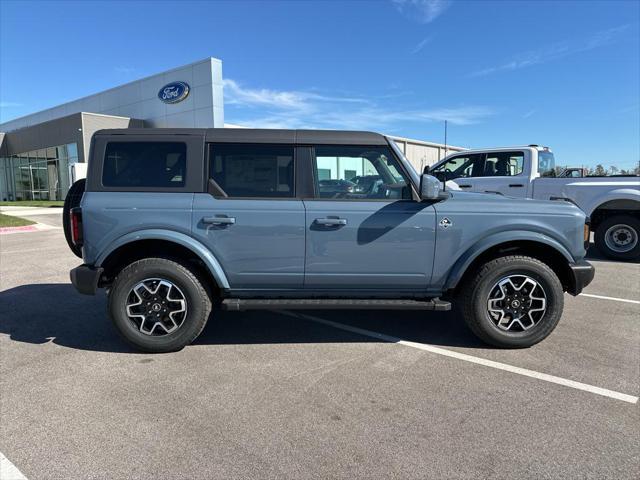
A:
102 142 186 188
482 151 524 177
209 144 295 198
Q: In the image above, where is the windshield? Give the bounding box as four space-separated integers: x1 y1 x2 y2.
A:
538 151 556 177
388 139 420 186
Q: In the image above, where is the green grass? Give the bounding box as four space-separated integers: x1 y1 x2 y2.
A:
0 200 64 207
0 213 36 227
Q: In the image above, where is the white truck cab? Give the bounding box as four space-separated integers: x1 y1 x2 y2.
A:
430 145 555 198
429 146 640 260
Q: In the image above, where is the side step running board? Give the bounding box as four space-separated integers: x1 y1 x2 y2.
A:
221 298 451 312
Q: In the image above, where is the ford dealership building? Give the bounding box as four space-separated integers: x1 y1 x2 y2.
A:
0 57 461 201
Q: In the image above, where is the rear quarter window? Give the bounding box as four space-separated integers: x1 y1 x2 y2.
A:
102 142 187 188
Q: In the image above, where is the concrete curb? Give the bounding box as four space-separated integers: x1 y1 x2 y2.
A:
0 207 64 216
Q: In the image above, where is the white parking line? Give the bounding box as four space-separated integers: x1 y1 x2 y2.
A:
580 293 640 305
286 312 639 405
0 452 28 480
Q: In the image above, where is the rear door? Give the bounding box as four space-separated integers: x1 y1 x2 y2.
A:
191 143 305 290
303 144 436 291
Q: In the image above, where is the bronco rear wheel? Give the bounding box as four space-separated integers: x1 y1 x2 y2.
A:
108 258 212 352
461 255 564 348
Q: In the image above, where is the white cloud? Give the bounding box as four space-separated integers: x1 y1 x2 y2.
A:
408 106 495 125
391 0 452 24
0 101 22 108
471 24 630 77
224 79 494 131
223 79 368 111
224 79 312 110
616 103 639 114
411 35 433 54
114 66 136 74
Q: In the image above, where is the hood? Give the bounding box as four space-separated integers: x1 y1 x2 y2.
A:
447 191 586 217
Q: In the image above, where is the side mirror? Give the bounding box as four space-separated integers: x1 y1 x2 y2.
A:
420 174 441 200
422 165 430 174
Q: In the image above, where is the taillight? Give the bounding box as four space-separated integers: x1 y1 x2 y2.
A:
584 218 591 249
70 207 83 247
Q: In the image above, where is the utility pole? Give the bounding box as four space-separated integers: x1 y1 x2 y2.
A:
444 120 448 158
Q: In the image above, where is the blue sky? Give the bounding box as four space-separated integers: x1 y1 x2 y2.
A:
1 0 638 169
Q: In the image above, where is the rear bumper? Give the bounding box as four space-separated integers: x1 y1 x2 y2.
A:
567 260 595 296
70 264 103 295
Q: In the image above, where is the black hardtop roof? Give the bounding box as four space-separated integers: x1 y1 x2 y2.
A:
93 128 389 145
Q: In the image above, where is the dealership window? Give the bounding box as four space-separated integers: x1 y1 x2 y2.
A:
314 145 411 200
0 142 76 201
102 142 186 188
209 144 295 198
482 152 524 177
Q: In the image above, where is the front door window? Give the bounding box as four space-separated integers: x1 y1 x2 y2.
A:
314 145 412 200
430 154 484 182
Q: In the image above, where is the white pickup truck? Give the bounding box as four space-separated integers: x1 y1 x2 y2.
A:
428 145 640 260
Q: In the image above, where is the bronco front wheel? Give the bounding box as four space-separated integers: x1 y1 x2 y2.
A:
461 255 564 348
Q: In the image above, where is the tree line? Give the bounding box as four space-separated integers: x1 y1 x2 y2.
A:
556 163 640 176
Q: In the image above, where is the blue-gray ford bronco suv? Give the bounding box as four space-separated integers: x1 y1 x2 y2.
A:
65 128 594 352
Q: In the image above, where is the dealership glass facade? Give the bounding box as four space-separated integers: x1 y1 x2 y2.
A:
0 143 77 201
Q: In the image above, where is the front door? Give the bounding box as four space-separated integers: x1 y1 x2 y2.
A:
304 144 436 291
192 143 305 290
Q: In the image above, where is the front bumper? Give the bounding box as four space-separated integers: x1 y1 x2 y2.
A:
567 260 595 296
70 264 103 295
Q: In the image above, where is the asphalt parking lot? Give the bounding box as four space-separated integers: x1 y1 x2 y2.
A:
1 209 638 479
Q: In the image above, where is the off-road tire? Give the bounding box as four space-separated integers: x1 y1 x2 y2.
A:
460 255 564 348
594 214 640 261
63 178 86 258
108 258 212 353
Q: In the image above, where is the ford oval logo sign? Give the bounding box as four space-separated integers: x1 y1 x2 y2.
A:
158 81 190 104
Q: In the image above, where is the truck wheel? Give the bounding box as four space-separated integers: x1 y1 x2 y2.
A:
461 255 564 348
594 214 640 261
63 178 86 258
108 258 212 353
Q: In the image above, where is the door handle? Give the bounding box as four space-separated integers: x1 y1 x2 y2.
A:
203 216 236 225
458 184 472 189
509 184 524 188
314 217 347 226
